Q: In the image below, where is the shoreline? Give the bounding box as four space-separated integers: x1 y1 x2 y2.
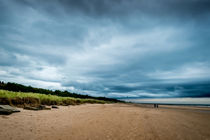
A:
127 103 210 114
130 103 210 107
121 97 210 106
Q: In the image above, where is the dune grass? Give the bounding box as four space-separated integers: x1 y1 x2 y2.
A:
0 90 106 107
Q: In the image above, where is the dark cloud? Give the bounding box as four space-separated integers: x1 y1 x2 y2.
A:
37 0 210 17
0 0 210 98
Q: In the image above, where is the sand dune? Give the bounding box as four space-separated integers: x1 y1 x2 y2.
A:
0 104 210 140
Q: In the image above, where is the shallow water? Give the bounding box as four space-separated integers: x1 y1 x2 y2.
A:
121 97 210 106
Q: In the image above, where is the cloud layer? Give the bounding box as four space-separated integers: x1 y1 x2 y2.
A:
0 0 210 98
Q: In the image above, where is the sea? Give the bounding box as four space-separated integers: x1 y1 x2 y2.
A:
120 97 210 107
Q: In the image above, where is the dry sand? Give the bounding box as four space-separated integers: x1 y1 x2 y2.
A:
0 103 210 140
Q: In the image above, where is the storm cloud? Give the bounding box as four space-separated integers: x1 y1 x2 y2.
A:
0 0 210 98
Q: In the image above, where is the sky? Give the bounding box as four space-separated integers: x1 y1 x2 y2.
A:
0 0 210 98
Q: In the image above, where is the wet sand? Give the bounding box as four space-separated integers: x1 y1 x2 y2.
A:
0 103 210 140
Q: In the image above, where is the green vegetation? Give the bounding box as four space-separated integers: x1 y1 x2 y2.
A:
0 81 120 103
0 90 107 107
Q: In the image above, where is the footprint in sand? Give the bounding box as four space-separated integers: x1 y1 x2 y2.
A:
1 116 9 119
144 115 149 119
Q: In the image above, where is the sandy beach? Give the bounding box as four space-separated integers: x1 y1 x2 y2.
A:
0 103 210 140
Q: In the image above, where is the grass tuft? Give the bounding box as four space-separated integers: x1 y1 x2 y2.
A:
0 90 106 107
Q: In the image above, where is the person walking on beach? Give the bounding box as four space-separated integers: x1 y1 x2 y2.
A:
154 104 159 108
